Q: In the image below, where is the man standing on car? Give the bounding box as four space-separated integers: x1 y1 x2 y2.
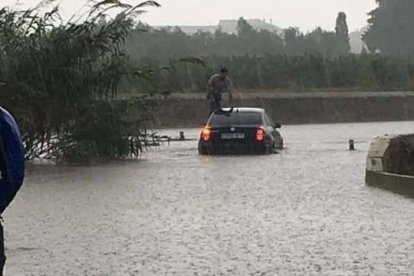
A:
0 107 25 275
206 67 233 114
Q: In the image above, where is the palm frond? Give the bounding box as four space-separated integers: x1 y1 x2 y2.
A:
176 57 206 66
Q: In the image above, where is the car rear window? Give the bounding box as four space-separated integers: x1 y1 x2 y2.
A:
210 112 263 126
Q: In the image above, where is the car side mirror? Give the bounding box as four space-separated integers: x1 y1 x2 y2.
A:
274 123 282 129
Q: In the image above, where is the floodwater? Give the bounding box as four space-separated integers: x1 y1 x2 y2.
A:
5 122 414 276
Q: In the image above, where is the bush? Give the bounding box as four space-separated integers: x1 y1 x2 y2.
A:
0 0 160 163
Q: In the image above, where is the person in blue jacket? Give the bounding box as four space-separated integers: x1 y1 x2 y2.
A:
0 107 25 275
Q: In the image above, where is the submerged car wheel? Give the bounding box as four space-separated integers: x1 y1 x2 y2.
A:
263 139 273 155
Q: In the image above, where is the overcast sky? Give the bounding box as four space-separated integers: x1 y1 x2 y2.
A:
2 0 377 32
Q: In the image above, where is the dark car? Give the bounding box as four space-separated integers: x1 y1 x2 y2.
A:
198 107 283 155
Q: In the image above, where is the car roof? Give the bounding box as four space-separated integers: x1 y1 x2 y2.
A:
216 107 265 114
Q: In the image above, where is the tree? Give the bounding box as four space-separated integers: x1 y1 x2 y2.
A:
363 0 414 55
335 12 351 54
237 17 255 38
0 0 162 162
284 27 300 55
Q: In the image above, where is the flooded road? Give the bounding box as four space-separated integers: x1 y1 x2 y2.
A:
5 122 414 275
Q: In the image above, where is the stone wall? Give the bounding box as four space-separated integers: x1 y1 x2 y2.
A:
152 92 414 127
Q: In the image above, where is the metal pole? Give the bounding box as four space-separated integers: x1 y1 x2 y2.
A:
179 131 185 141
349 139 355 151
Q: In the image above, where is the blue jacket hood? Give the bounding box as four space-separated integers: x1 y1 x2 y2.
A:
0 107 25 214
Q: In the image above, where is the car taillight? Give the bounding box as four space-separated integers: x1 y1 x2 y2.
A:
201 127 211 141
256 128 265 141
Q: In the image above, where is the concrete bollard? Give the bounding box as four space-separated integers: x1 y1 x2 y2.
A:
179 131 185 141
349 139 355 151
365 134 414 197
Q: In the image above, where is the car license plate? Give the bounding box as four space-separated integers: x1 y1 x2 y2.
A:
221 133 245 139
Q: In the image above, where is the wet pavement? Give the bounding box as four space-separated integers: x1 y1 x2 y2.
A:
5 122 414 275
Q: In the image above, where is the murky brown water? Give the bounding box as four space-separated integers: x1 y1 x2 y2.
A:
5 122 414 275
